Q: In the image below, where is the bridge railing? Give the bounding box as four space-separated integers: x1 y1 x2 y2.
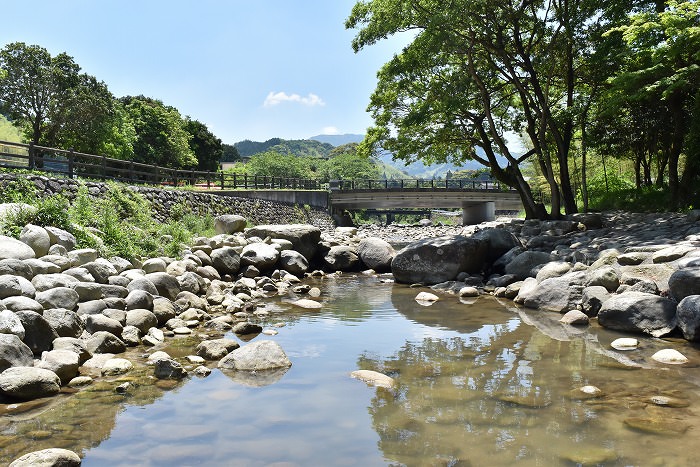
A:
0 140 321 190
333 178 513 191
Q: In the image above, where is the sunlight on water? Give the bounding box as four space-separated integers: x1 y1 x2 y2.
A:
1 274 700 466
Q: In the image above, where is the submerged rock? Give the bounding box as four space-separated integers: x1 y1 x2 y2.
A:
350 369 395 389
9 448 81 467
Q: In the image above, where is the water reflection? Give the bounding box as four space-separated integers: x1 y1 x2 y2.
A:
1 276 699 466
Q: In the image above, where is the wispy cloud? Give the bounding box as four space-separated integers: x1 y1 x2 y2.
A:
322 126 340 135
264 91 325 107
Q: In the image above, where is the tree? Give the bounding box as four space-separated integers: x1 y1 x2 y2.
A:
222 143 241 163
319 143 381 181
184 118 223 171
347 0 630 219
245 150 313 179
0 42 80 146
121 95 196 169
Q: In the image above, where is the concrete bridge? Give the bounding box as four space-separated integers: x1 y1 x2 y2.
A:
329 180 522 224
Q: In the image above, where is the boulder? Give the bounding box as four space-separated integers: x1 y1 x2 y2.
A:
391 235 487 285
218 340 292 371
19 224 50 258
0 274 24 299
152 297 177 325
0 235 36 260
126 276 159 296
598 292 677 337
85 314 124 336
0 333 34 372
196 338 240 360
42 308 84 338
244 224 321 261
101 357 133 376
0 258 33 279
45 226 78 251
9 448 81 467
668 267 700 302
67 248 98 266
505 251 554 280
85 331 126 354
214 214 247 234
323 245 360 271
154 358 188 379
515 272 585 313
121 325 141 346
586 266 620 292
145 272 181 301
560 310 590 325
142 258 167 273
36 349 80 384
52 337 91 364
15 310 58 355
2 296 44 313
125 289 154 311
676 295 700 341
35 287 79 310
0 309 25 339
278 250 309 275
69 282 104 301
210 247 241 276
535 261 572 282
581 286 610 317
125 309 158 334
472 228 521 262
357 237 395 272
81 260 116 284
77 299 108 316
240 242 280 270
0 366 60 400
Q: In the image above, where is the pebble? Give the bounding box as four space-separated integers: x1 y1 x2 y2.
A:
611 338 639 350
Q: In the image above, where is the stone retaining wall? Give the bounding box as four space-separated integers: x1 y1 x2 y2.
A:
0 173 335 230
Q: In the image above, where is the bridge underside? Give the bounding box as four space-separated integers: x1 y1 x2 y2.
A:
330 190 523 225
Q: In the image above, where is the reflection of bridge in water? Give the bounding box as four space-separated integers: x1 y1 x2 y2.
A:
329 179 523 225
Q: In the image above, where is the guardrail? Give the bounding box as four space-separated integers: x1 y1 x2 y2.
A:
330 178 512 191
0 140 321 190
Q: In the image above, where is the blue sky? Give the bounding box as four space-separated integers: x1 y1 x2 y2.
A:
2 1 410 144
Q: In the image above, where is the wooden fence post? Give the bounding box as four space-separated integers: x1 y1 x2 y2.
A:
28 143 35 169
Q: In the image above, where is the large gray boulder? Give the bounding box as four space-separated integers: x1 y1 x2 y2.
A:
68 282 103 301
0 366 61 400
668 267 700 302
35 287 79 310
218 340 292 371
196 338 240 360
153 358 188 380
278 250 309 275
515 272 586 313
125 289 154 311
581 286 610 317
145 272 180 301
2 296 44 313
81 260 116 284
240 243 280 270
505 251 554 280
85 330 126 354
9 448 81 467
15 310 58 355
244 224 321 261
0 235 36 260
597 291 677 337
210 247 241 276
214 214 247 234
52 337 91 364
127 276 159 295
19 224 51 258
32 273 79 292
0 334 33 372
586 266 620 292
676 295 700 341
391 235 487 284
35 349 80 384
357 237 395 272
323 245 360 272
45 226 78 251
42 308 84 338
0 274 24 299
125 309 158 334
0 309 25 339
472 228 521 262
85 314 124 336
0 258 33 279
152 297 176 325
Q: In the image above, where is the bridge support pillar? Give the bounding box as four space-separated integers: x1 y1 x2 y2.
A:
462 201 495 225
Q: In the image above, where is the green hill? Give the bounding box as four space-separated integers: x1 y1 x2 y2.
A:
234 138 334 159
0 115 23 143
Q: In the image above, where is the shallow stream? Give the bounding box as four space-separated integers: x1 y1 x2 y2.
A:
2 275 700 466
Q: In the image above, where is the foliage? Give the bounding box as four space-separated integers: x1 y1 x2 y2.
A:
221 143 241 163
244 150 314 179
0 114 22 142
318 143 381 181
121 95 197 169
184 118 224 171
234 138 334 159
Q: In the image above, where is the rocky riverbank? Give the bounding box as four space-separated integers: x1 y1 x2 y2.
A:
1 208 700 464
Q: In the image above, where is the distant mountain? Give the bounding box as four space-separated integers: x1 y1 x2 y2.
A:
309 134 365 146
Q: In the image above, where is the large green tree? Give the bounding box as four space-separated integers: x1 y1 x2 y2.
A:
347 0 634 218
184 118 223 171
319 143 381 181
121 95 196 169
0 42 80 146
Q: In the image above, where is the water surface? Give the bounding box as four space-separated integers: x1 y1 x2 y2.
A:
1 275 699 466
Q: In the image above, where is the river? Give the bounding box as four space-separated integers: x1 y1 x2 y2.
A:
1 274 699 466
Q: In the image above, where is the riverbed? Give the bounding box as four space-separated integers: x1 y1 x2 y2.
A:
2 274 700 466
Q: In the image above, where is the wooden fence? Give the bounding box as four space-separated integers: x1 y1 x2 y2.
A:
0 140 321 190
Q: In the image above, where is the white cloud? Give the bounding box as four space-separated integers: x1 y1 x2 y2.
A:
321 126 340 135
263 91 325 107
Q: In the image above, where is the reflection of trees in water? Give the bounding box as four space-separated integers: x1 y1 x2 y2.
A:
356 314 700 466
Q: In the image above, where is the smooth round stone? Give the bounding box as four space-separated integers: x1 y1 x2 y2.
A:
611 338 639 351
173 326 192 335
147 351 171 364
101 358 133 376
262 329 279 336
67 376 94 387
458 286 479 297
9 448 81 467
308 287 321 297
186 355 205 364
651 349 689 364
350 369 395 389
415 292 439 302
291 299 322 310
580 385 603 396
